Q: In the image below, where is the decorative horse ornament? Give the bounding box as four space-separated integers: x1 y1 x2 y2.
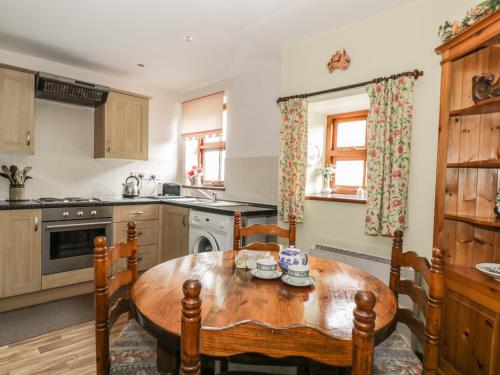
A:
327 49 351 74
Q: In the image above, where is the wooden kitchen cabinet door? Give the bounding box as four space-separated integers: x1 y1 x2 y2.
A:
0 209 42 298
160 205 189 262
0 68 35 153
440 289 499 374
95 91 149 160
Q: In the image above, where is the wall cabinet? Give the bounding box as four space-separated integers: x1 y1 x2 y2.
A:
95 91 149 160
0 209 41 298
0 67 35 153
160 205 189 262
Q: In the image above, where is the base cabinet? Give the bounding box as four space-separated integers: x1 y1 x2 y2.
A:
440 289 499 375
160 205 189 262
113 205 159 271
0 209 42 298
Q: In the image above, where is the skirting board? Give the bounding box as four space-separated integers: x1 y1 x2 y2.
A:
0 281 94 313
41 267 94 290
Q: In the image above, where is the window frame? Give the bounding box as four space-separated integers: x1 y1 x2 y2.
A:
198 133 225 187
182 129 226 188
325 110 368 194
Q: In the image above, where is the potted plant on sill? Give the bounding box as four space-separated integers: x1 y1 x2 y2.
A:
1 165 32 201
319 164 336 194
187 165 203 186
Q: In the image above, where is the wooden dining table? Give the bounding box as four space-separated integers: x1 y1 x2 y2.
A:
131 250 397 372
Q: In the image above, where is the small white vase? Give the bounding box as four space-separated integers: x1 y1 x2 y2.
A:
321 177 332 194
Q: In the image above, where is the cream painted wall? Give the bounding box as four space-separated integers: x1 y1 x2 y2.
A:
0 48 179 199
282 0 478 258
306 110 326 194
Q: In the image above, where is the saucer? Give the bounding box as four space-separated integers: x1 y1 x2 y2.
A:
250 268 283 280
281 274 315 287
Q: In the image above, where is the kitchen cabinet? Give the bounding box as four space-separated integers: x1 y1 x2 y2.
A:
160 205 189 262
94 91 149 160
0 209 42 298
0 67 35 153
113 204 159 271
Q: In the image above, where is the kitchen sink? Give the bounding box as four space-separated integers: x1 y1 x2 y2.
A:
196 201 247 207
163 197 205 203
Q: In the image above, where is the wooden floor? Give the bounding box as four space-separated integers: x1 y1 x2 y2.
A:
0 318 125 375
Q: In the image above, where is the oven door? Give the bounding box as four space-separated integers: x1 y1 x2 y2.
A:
42 219 112 275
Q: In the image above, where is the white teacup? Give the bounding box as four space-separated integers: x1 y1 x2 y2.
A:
287 264 310 283
256 258 278 277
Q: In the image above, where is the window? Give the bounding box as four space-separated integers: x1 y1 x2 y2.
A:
325 110 368 194
182 96 227 187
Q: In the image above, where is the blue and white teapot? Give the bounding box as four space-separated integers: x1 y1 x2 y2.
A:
278 247 308 272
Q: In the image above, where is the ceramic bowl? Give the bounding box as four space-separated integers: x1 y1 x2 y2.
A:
476 263 500 283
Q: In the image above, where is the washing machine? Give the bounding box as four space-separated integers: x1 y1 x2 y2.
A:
188 210 234 254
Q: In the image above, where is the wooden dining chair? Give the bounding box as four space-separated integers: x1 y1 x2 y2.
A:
233 211 296 252
370 230 445 375
179 279 377 375
94 222 159 375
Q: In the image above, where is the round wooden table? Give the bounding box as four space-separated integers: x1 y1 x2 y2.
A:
131 251 397 369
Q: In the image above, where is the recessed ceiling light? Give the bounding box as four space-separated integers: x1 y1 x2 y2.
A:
137 63 145 68
184 36 194 42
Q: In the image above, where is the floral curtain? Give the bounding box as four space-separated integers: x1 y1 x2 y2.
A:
365 77 415 236
278 98 308 223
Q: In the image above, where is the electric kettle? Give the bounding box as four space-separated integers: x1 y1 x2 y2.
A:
122 176 141 198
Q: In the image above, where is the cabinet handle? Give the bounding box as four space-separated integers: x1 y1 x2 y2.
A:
107 146 111 152
182 214 187 227
138 257 143 262
131 211 145 215
34 216 39 231
26 132 31 146
137 231 144 236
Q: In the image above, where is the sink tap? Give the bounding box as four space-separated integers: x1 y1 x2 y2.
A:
196 189 217 202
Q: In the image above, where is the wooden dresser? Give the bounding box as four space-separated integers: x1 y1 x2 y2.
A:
433 11 500 375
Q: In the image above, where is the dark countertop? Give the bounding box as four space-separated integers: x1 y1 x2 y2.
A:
0 200 42 210
0 197 277 217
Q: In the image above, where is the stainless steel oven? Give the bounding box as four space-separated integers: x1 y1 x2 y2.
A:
41 206 112 275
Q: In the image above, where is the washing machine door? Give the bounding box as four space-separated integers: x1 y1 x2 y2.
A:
192 231 220 254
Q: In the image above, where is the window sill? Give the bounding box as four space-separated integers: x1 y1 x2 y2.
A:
305 193 366 204
182 184 226 191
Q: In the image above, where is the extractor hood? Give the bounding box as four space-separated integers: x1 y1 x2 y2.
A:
35 72 109 107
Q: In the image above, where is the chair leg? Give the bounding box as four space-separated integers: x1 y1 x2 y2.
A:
220 358 229 373
157 341 178 375
297 365 310 375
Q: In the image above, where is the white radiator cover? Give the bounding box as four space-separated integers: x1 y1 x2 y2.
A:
310 244 416 347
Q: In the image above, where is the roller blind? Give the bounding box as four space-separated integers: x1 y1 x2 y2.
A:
181 92 224 135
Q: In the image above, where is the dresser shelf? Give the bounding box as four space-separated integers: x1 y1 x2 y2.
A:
449 96 500 117
447 160 500 168
444 213 500 229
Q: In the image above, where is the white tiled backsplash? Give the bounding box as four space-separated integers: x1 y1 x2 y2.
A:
184 156 279 205
0 100 176 200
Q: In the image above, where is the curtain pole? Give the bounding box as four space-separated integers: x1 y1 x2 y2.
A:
276 69 423 104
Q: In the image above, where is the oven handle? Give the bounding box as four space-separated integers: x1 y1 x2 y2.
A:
45 221 112 230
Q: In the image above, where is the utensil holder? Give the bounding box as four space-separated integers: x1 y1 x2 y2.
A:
9 185 26 201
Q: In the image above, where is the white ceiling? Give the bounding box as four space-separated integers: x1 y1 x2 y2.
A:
0 0 413 92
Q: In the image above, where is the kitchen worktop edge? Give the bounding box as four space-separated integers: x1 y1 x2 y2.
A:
0 198 277 217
